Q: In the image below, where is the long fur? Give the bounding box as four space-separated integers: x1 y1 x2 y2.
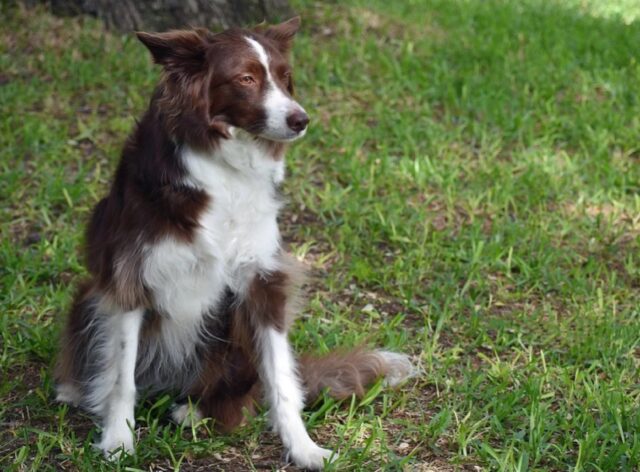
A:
55 17 414 470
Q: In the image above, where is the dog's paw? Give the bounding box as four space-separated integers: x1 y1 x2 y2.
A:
376 350 418 387
286 442 336 470
171 403 203 426
96 425 135 459
55 383 81 406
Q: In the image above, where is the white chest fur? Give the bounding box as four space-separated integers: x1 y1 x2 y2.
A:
142 132 285 325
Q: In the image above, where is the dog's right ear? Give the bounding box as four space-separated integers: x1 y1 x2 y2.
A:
136 29 208 73
262 16 301 54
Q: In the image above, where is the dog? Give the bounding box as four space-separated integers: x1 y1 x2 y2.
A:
54 17 414 470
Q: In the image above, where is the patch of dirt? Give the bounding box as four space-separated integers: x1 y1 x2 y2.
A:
1 360 95 469
558 201 640 287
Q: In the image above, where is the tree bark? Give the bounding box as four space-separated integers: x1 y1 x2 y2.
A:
47 0 294 32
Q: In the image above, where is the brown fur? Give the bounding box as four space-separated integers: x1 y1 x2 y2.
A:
56 18 409 447
83 98 211 311
187 301 259 431
300 349 393 400
56 21 304 407
62 26 299 313
55 281 98 390
184 255 303 431
242 256 305 332
182 258 400 431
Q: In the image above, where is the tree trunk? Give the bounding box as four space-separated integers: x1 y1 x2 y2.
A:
47 0 294 32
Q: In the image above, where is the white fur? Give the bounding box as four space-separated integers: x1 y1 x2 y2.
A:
257 326 336 469
142 237 226 370
83 305 122 414
171 403 203 426
376 350 417 387
140 135 331 467
97 308 143 455
57 32 408 470
183 135 284 282
245 37 307 142
138 134 284 378
139 41 297 343
180 136 284 289
55 382 81 405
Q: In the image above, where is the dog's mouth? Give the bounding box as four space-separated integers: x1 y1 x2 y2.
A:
257 127 307 143
240 119 308 143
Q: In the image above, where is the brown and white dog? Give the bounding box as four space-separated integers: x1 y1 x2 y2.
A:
55 17 414 470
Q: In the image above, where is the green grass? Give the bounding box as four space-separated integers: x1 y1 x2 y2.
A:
2 0 640 470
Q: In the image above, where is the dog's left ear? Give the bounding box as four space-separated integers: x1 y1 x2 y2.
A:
262 16 301 53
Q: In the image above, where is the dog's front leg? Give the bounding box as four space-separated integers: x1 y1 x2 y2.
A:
96 307 144 456
257 326 335 470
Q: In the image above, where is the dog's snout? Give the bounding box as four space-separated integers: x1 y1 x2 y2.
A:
286 110 309 133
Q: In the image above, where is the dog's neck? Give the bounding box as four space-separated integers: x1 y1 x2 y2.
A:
180 128 287 190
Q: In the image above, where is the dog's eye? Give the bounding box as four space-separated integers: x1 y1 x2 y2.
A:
239 75 256 85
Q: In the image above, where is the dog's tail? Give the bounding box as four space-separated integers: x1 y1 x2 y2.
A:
299 348 415 402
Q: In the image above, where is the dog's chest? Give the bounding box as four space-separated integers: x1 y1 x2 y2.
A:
142 144 283 321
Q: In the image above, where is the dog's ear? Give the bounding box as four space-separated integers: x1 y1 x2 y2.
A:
136 29 208 72
263 16 301 53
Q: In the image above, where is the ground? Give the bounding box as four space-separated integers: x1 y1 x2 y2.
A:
2 0 640 470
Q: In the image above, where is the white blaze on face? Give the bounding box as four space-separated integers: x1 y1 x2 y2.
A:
245 36 307 141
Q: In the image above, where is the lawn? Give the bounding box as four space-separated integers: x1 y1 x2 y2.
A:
2 0 640 470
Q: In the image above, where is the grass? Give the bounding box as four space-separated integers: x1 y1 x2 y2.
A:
2 0 640 470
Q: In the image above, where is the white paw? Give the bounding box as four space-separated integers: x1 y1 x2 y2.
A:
55 383 81 406
376 350 418 387
171 403 203 426
97 425 135 458
287 442 336 470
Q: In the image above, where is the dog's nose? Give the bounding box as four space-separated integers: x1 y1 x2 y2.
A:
286 110 309 133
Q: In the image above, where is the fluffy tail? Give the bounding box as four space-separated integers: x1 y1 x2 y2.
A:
299 348 415 402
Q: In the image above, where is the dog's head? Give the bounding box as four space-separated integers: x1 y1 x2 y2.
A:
137 17 308 149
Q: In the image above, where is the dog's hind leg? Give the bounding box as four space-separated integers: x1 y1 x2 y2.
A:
178 346 261 431
177 293 262 432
